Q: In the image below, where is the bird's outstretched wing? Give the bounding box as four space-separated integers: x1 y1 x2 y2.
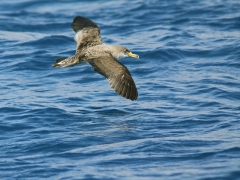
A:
71 16 103 50
88 53 138 101
53 16 102 68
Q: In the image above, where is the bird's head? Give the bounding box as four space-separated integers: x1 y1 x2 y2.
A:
110 45 139 59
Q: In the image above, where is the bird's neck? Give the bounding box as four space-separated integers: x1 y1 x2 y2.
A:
105 44 126 59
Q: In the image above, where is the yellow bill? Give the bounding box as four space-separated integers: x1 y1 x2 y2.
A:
128 52 139 59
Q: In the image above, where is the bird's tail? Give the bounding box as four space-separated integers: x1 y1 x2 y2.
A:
52 55 79 68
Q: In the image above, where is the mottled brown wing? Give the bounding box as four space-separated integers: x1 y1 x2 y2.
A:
53 16 102 68
88 54 138 101
71 16 103 50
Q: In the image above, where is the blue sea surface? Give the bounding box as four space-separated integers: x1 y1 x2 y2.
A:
0 0 240 179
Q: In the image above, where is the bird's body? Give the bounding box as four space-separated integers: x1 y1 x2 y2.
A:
52 16 139 101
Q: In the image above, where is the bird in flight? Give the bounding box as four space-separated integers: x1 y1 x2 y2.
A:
52 16 139 101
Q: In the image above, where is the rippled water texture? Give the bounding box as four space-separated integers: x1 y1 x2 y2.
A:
0 0 240 179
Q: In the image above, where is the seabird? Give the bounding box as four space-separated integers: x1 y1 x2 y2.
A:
52 16 139 101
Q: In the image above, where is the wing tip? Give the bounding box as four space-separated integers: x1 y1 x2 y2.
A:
110 80 138 101
52 57 67 68
71 16 99 32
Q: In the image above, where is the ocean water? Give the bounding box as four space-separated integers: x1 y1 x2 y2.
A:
0 0 240 179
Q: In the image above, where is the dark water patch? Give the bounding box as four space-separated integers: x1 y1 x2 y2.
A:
19 35 72 49
172 18 191 25
94 108 130 116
